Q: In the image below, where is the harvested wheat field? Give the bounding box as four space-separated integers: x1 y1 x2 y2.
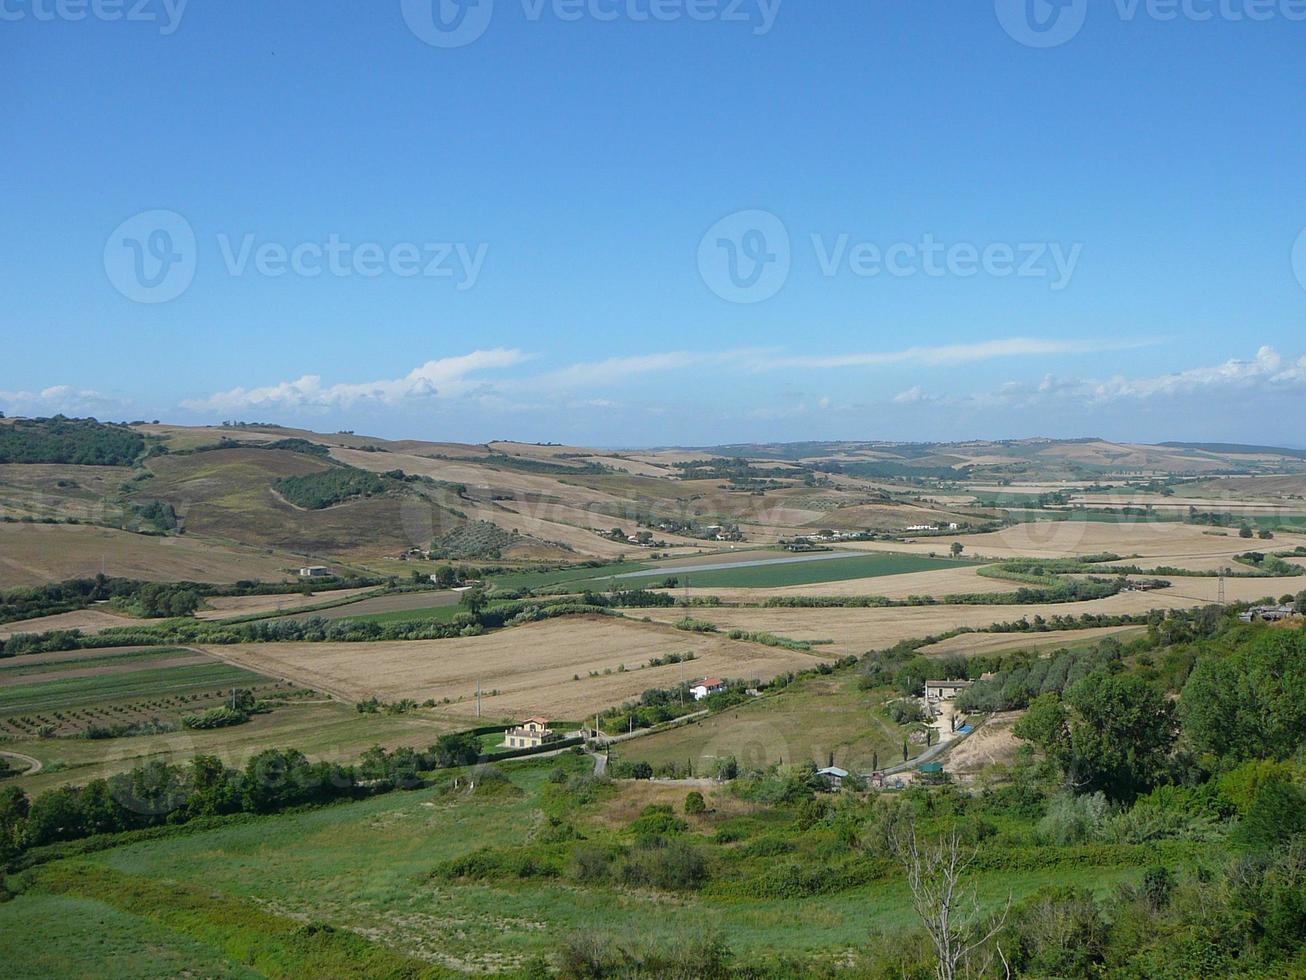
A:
841 521 1306 562
918 626 1147 657
0 606 137 641
638 590 1207 656
198 616 833 718
195 587 379 621
0 524 296 589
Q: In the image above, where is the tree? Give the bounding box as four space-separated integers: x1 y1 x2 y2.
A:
684 790 706 815
429 732 482 769
1239 525 1255 539
889 816 1010 980
1015 675 1176 802
459 587 487 616
950 542 964 558
1181 630 1306 764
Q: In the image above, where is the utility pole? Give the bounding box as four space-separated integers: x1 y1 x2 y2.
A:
475 680 481 718
1218 567 1227 605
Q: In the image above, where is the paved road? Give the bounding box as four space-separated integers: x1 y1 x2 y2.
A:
0 751 43 775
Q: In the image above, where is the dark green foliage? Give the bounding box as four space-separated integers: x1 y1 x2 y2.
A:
274 466 398 509
1014 674 1176 802
1181 629 1306 764
428 732 482 768
110 582 202 618
181 705 249 730
0 416 146 465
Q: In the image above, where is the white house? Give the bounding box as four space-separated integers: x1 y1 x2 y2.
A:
690 677 727 701
298 566 330 578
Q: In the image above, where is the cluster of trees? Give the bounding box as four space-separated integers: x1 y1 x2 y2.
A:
0 733 491 863
0 416 148 465
0 573 391 629
956 642 1122 712
273 466 402 510
109 582 202 618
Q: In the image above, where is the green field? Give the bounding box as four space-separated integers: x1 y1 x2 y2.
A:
487 560 655 592
586 553 977 590
11 701 463 795
0 658 270 717
0 756 1147 975
617 672 926 773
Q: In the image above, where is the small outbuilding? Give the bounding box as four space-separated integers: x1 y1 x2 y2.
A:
817 766 849 790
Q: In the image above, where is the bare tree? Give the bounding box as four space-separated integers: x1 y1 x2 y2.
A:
889 817 1010 980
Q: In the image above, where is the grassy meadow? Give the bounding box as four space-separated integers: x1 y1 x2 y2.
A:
0 755 1150 976
617 672 926 773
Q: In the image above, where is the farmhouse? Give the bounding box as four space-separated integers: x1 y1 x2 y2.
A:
297 566 330 578
1239 604 1299 623
817 766 849 790
503 717 561 749
691 677 727 701
924 679 971 701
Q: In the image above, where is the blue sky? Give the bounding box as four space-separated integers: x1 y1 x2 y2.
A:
4 0 1306 446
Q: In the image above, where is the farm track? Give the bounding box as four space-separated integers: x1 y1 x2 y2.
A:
0 751 42 774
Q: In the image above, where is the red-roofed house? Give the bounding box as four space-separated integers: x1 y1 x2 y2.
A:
503 718 560 749
690 678 727 701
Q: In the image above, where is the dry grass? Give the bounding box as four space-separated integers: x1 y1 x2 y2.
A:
840 520 1306 561
945 710 1025 781
194 587 379 621
198 616 834 719
918 626 1147 657
0 606 137 640
638 590 1206 656
0 523 296 589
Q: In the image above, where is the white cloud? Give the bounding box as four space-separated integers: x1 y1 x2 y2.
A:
904 346 1306 409
0 385 127 416
753 336 1154 372
537 349 771 389
182 348 531 413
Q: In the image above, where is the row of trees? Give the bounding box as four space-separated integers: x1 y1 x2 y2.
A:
0 733 487 862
